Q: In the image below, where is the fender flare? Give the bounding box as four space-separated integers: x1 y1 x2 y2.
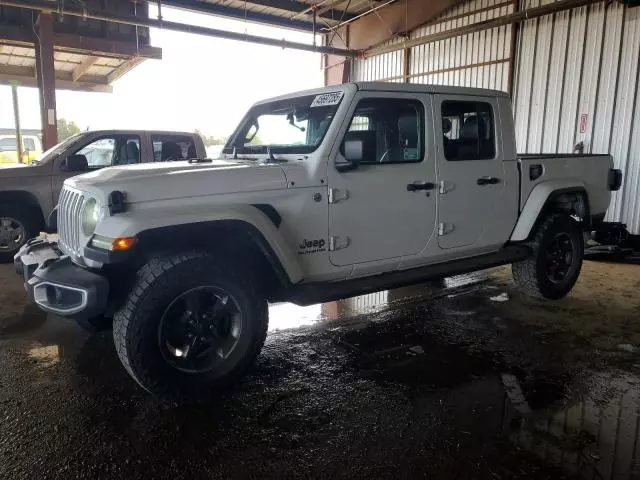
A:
94 204 304 284
510 180 588 242
0 190 46 228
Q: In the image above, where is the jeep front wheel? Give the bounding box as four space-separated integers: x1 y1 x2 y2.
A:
512 214 584 300
112 253 268 397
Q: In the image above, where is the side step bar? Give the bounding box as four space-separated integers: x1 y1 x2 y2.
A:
285 245 530 306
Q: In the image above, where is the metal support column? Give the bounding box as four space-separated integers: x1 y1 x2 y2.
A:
403 47 410 82
10 83 23 163
35 13 58 150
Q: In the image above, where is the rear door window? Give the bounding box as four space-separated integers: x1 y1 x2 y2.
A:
441 101 495 161
151 135 196 161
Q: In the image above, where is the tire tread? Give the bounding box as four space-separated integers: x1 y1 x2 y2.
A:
113 252 268 396
512 213 583 300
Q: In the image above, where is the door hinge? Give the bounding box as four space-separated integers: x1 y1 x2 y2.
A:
439 181 454 194
328 188 349 204
438 223 455 236
329 236 351 251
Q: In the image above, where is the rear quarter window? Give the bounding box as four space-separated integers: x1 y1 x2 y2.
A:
151 135 197 161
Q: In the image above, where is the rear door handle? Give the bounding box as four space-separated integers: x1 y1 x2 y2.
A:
407 181 436 192
477 176 501 186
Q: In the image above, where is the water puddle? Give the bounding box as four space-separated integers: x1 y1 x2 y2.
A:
505 372 640 480
268 271 495 332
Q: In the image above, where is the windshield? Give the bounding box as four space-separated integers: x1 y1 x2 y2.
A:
34 133 84 164
224 92 343 155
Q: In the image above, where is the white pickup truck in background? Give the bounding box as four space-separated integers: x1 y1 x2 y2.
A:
15 82 621 397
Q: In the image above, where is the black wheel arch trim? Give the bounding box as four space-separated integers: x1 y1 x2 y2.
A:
133 220 293 289
526 187 591 241
0 190 46 229
251 204 281 228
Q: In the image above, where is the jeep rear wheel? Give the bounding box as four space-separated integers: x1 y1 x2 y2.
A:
112 253 268 397
512 214 584 300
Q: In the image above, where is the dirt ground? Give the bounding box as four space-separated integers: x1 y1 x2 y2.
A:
491 261 640 352
2 259 640 479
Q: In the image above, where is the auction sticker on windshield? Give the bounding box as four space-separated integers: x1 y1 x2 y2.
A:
311 92 344 107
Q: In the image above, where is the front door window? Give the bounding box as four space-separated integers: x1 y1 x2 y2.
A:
75 136 141 168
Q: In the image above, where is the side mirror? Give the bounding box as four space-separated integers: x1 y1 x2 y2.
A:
61 154 89 172
336 139 363 173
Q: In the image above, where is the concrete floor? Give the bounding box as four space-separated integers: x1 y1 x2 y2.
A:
1 260 640 479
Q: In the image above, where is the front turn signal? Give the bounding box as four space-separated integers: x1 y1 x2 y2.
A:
112 237 137 251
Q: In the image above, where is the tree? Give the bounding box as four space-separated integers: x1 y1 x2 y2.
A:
57 118 81 142
194 129 228 147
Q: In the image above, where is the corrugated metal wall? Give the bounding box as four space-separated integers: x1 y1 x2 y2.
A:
513 0 640 233
352 0 515 88
351 37 406 83
408 0 514 90
350 0 640 233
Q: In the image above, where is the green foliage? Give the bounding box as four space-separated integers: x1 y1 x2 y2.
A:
57 118 81 142
194 129 228 147
248 134 264 146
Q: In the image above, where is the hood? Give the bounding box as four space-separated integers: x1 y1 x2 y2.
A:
0 163 51 178
65 159 288 203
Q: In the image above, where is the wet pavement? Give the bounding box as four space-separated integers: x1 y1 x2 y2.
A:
2 261 640 479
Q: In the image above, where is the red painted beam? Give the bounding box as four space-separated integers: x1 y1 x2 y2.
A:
35 13 58 150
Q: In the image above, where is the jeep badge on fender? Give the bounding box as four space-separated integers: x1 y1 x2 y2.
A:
298 238 326 254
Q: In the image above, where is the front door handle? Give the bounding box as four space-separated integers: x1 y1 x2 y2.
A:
407 181 436 192
477 176 501 186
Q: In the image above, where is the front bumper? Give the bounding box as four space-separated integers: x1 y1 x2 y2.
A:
14 236 109 319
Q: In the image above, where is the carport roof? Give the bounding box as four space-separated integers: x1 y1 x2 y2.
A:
0 43 156 93
162 0 391 32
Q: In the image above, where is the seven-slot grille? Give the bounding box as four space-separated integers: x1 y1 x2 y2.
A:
58 187 85 256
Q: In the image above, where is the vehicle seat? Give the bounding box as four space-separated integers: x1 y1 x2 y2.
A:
186 143 197 159
455 115 486 159
161 141 183 161
118 141 140 165
377 118 399 163
380 114 418 163
442 118 452 148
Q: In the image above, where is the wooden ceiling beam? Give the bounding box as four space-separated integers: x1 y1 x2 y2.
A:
72 55 98 81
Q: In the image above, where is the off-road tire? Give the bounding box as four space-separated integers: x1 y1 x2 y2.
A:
512 213 584 300
112 252 268 397
0 204 40 263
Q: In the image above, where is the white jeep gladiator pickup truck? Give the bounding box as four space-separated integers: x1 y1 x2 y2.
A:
14 82 622 396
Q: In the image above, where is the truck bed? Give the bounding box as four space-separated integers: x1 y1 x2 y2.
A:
518 153 611 160
517 153 613 220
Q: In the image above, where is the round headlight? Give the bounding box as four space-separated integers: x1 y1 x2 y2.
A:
81 198 100 236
